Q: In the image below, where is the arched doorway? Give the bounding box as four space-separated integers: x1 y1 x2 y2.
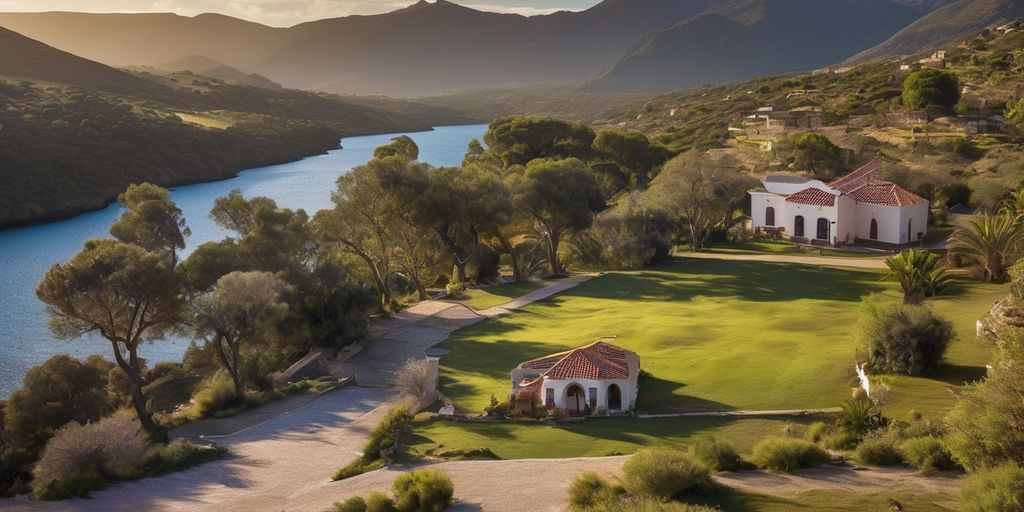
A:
765 207 776 226
816 218 830 241
908 218 913 243
870 219 878 240
607 384 622 411
794 216 805 237
565 384 585 415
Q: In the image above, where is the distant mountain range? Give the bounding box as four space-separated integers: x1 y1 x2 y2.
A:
2 0 1022 96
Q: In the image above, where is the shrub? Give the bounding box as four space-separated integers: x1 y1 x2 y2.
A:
393 359 433 405
34 411 149 488
854 438 902 467
334 407 411 480
826 430 860 450
335 496 368 512
33 464 106 501
960 465 1024 512
899 437 957 471
752 438 830 472
145 439 225 475
859 300 954 375
688 438 740 472
367 492 399 512
621 449 710 500
431 447 499 460
190 372 241 419
806 421 829 443
569 471 619 511
392 469 454 512
837 398 888 438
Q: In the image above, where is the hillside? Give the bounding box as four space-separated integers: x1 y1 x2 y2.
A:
0 0 963 96
847 0 1024 63
586 0 928 92
0 27 475 228
152 55 283 89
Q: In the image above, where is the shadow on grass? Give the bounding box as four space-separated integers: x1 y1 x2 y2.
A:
930 363 988 386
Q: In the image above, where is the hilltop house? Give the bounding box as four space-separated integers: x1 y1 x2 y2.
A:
510 339 639 416
750 159 928 246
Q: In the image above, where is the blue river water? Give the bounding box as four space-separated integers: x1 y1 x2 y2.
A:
0 124 487 397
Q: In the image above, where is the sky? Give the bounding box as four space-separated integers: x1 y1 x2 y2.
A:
0 0 601 26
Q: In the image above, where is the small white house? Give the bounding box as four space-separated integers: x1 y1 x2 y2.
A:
510 339 639 416
750 159 928 246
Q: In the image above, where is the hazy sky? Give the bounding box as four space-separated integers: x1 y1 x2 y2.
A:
0 0 601 26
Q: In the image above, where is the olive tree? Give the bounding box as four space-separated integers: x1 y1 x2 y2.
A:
191 271 290 399
483 116 595 167
109 183 189 265
593 129 670 190
37 239 183 433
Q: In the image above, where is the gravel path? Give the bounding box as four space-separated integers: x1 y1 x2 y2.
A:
681 251 888 269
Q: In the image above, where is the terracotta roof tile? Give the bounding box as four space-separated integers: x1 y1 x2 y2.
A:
847 179 927 206
519 341 632 380
829 159 882 193
785 187 836 207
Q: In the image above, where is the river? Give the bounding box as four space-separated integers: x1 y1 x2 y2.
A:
0 124 487 397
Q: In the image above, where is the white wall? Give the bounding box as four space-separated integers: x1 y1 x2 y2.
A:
544 377 635 414
901 202 930 244
855 203 904 244
750 192 786 229
783 202 840 244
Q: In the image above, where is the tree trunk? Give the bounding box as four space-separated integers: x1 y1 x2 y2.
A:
546 227 563 276
495 229 523 282
110 341 158 435
436 224 478 285
212 333 244 400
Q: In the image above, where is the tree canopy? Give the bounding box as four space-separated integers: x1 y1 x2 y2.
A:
902 68 961 110
484 116 596 167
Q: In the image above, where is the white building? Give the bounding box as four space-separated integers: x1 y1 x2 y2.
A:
749 159 928 246
510 339 639 416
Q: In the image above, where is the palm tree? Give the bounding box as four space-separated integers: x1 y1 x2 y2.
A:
884 249 951 304
948 213 1024 283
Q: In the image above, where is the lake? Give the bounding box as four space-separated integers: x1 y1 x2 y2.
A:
0 124 487 397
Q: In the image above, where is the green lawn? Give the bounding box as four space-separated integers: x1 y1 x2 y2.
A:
422 258 1006 458
706 240 889 259
694 489 958 512
405 415 813 460
457 280 546 311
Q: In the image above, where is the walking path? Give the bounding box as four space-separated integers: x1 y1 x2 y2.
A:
343 276 590 387
682 251 889 269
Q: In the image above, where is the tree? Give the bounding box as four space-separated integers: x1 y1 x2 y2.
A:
191 271 290 398
1005 98 1024 137
947 328 1024 471
108 183 189 265
36 239 183 433
592 193 673 268
960 464 1024 512
315 158 405 312
291 256 374 350
483 116 595 167
858 298 954 376
4 355 114 446
645 152 756 250
902 69 961 110
373 135 419 161
788 132 842 179
511 158 605 276
948 213 1024 282
593 130 671 190
883 249 951 304
210 190 312 277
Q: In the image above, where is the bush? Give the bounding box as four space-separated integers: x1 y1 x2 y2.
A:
33 464 106 501
826 430 861 450
569 471 619 511
960 465 1024 512
393 359 433 405
335 496 368 512
34 411 149 488
752 438 830 472
859 300 954 375
392 469 454 512
854 438 902 467
190 372 241 419
837 398 888 438
899 437 957 471
621 449 710 500
333 406 411 480
806 421 829 443
145 439 225 475
367 492 399 512
688 438 741 472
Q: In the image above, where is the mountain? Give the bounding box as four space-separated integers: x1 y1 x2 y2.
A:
585 0 931 92
153 55 283 89
0 26 474 228
0 0 953 96
845 0 1024 63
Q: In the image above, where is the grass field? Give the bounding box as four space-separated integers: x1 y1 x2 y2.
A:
694 489 958 512
405 415 813 460
435 259 1006 418
458 280 545 310
706 240 889 259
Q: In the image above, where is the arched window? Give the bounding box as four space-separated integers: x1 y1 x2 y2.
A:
869 219 878 240
908 218 913 242
794 216 805 237
816 218 830 241
607 384 622 411
765 207 776 227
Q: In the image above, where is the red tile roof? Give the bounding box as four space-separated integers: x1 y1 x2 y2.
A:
785 187 836 207
519 341 632 380
847 179 927 206
829 159 882 193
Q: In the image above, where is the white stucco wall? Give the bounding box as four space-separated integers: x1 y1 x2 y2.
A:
750 192 786 229
901 202 930 244
855 203 904 244
783 202 840 244
543 378 636 414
